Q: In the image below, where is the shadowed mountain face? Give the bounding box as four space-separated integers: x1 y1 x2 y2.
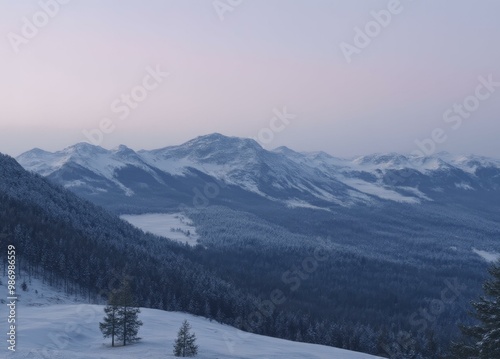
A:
16 133 500 213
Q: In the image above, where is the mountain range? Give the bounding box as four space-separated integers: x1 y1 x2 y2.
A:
16 133 500 213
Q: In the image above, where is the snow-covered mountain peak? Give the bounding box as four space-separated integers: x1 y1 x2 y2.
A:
15 135 500 207
353 153 410 167
185 133 263 157
22 147 51 157
273 146 299 155
181 133 261 151
143 133 264 168
447 154 500 173
112 144 135 153
111 144 145 162
63 142 108 156
306 150 336 160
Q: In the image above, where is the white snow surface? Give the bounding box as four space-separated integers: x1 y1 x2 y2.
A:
340 178 421 204
0 275 382 359
472 248 500 263
120 213 199 246
285 199 330 211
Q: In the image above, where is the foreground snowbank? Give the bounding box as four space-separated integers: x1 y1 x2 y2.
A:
0 276 381 358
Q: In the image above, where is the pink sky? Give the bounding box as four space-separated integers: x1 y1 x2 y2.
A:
1 0 499 157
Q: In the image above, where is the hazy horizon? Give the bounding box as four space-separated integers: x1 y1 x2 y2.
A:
9 131 500 161
2 0 499 158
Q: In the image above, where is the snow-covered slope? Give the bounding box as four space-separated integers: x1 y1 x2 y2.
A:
17 143 163 197
0 276 382 359
18 143 149 180
120 212 200 246
16 134 500 209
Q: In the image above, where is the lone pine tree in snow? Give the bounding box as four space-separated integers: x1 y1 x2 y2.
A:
173 320 199 357
99 280 142 347
451 261 500 358
99 299 121 347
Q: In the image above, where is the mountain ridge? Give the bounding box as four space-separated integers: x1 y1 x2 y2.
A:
16 133 500 211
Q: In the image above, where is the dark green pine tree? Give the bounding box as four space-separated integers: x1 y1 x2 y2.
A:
99 280 142 347
118 304 142 346
115 280 143 346
451 261 500 358
99 293 122 347
173 320 199 357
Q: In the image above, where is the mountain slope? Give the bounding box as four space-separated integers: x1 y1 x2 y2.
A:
0 152 264 339
0 274 382 359
17 134 500 212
